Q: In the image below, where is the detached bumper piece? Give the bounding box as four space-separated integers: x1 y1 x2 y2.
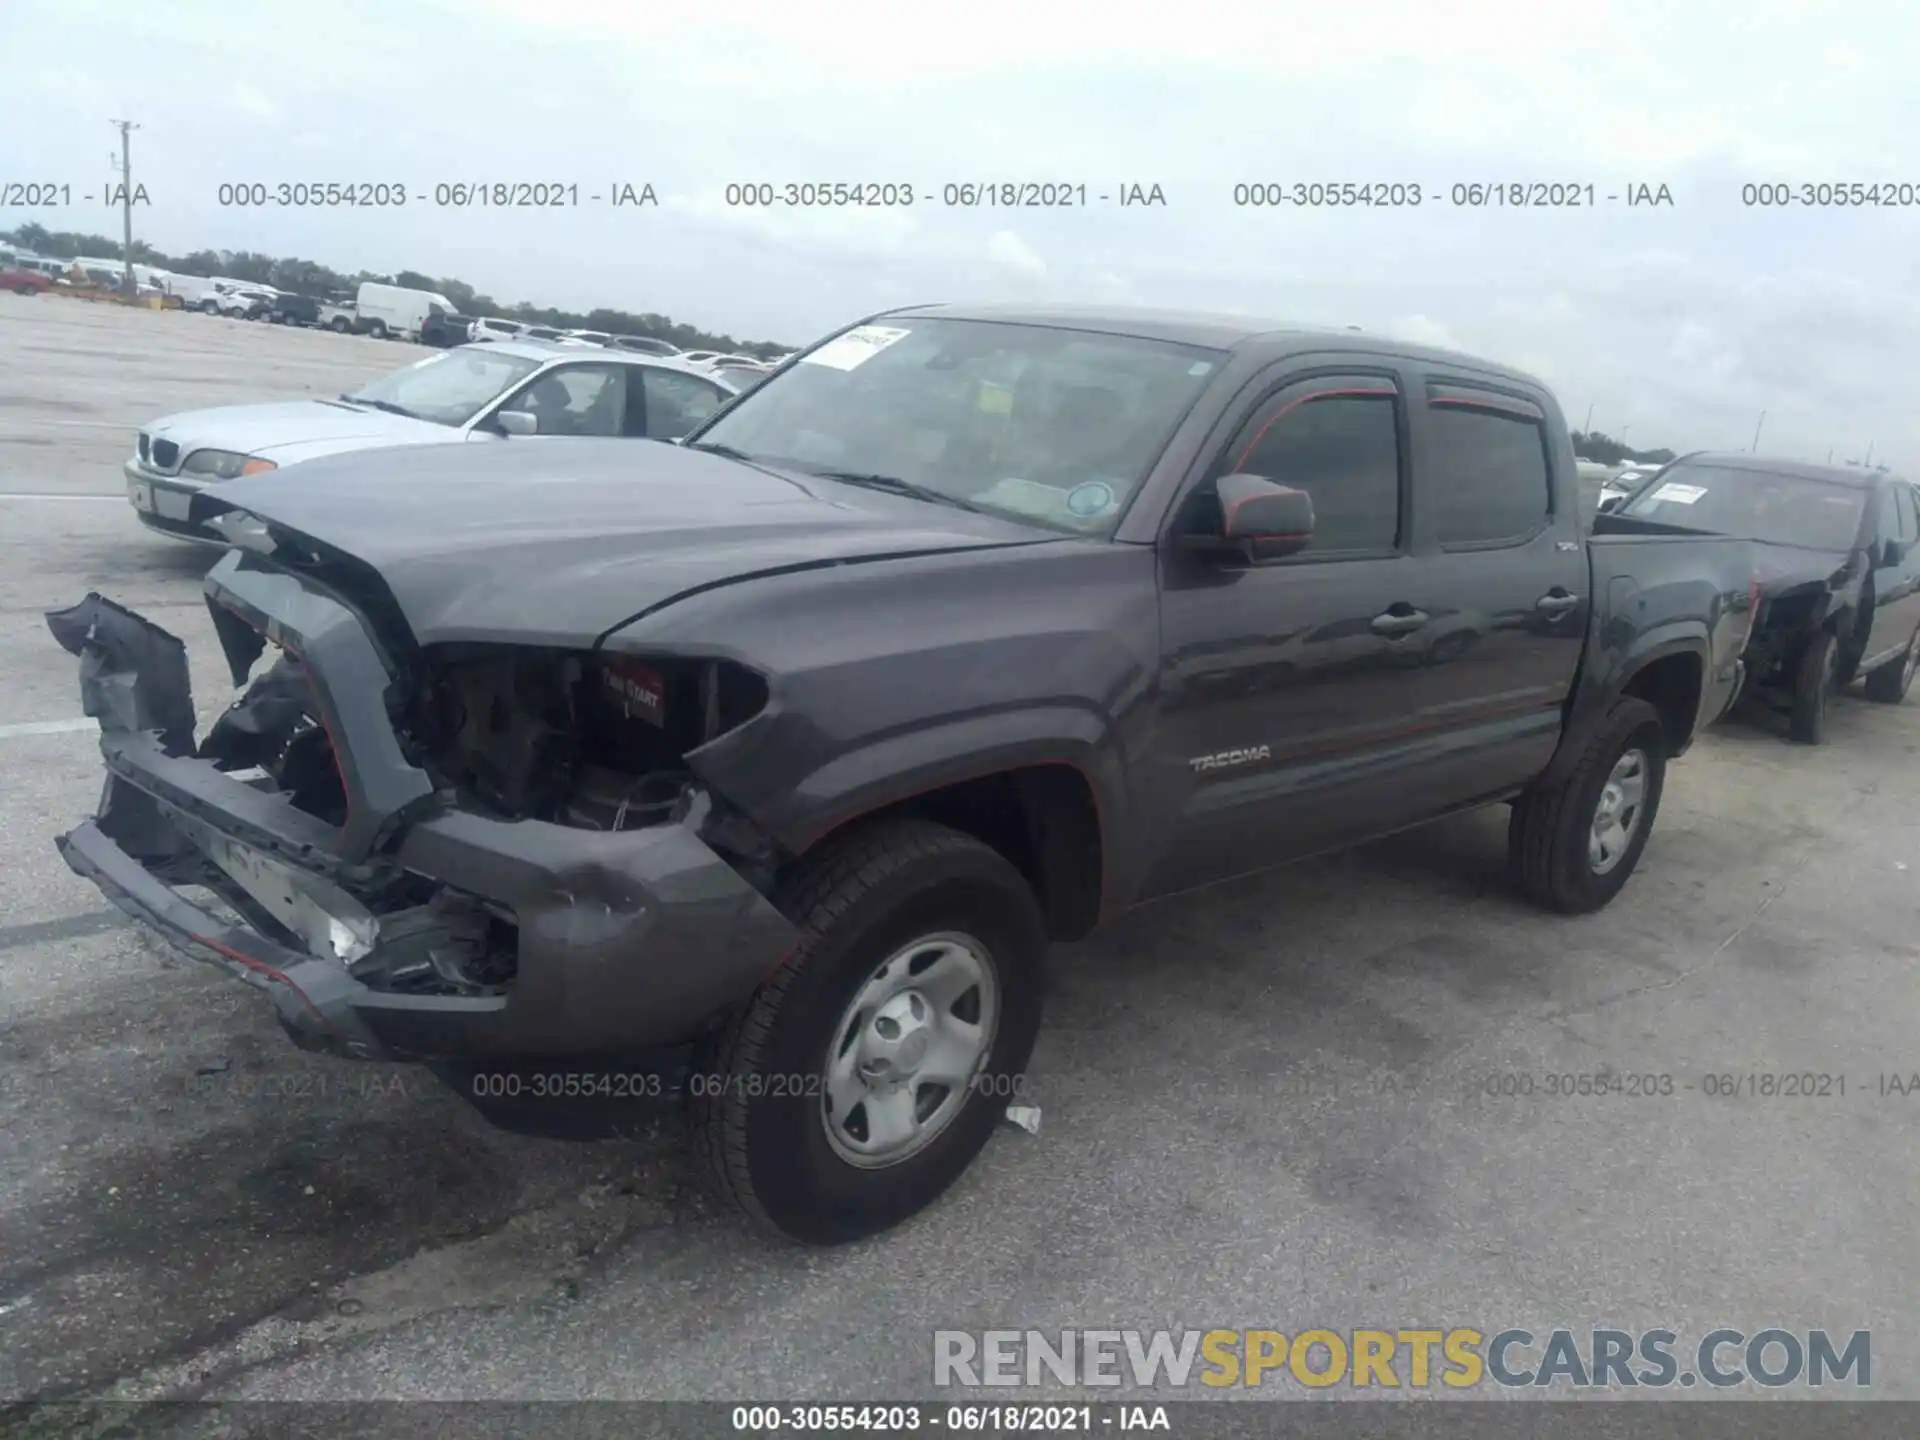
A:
46 563 799 1065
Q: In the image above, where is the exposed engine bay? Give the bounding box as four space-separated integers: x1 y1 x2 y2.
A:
210 642 769 835
402 647 769 829
177 633 771 1001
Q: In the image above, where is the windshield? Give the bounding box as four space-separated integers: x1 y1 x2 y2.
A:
342 347 543 427
1621 463 1869 551
690 317 1224 534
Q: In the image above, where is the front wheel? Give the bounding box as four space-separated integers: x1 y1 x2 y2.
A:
1863 626 1920 704
1789 630 1838 743
1510 696 1668 914
692 818 1046 1245
328 316 351 333
199 299 219 314
367 320 388 339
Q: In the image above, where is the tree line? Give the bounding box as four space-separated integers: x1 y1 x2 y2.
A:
1571 431 1675 467
2 221 792 360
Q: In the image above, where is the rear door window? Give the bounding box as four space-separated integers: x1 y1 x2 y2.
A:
643 368 731 439
1424 387 1554 547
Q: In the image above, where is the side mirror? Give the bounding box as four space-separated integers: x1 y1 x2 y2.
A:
495 409 539 437
1184 474 1315 561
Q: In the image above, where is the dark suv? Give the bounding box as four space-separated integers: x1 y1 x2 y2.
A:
270 293 322 326
419 310 475 348
1618 453 1920 741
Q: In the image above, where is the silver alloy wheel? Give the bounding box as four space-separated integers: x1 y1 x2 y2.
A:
1588 747 1649 875
1904 630 1919 691
821 931 999 1169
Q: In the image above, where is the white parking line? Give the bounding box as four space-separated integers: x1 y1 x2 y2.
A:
0 719 95 739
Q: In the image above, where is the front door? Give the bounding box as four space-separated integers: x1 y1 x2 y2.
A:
1142 367 1427 897
1864 482 1920 667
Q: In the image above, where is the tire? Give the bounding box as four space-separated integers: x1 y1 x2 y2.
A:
329 316 351 333
368 320 388 340
692 818 1046 1245
1509 695 1668 914
1863 626 1920 704
199 299 219 314
1789 629 1838 743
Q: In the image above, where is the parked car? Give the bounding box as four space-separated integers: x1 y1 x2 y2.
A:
354 281 457 341
678 350 721 364
469 317 526 343
560 329 614 347
58 304 1755 1244
319 299 358 332
609 335 679 356
199 282 274 319
520 325 565 341
420 310 477 348
1616 453 1920 742
0 261 46 295
270 293 323 326
119 341 745 541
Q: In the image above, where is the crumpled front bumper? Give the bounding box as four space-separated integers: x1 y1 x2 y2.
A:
46 553 799 1065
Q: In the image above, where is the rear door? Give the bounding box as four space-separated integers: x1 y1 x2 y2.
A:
1393 375 1589 798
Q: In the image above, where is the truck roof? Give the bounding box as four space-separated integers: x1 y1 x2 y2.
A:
1676 452 1897 490
882 302 1549 390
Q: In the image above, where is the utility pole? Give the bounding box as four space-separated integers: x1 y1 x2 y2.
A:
1582 402 1594 434
1864 440 1873 468
109 118 139 300
1750 409 1766 452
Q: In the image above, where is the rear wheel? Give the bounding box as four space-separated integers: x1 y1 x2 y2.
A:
199 299 219 314
329 316 351 333
1789 630 1838 743
693 818 1046 1245
367 319 388 339
1863 626 1920 704
1510 696 1668 914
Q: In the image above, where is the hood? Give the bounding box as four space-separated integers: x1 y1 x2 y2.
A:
148 400 459 461
213 438 1058 647
1750 540 1853 596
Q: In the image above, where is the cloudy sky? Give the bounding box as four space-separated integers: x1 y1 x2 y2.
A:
4 0 1917 467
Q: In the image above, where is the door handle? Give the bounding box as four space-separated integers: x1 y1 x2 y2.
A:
1536 592 1581 613
1371 607 1429 636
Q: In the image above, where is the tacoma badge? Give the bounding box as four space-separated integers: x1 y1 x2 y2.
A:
1189 745 1272 773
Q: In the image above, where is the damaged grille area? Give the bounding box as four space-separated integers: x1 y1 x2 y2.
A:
197 646 525 996
403 646 770 830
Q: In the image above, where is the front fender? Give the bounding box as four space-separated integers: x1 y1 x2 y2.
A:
695 703 1130 861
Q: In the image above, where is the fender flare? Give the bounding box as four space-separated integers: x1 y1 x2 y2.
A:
722 705 1130 909
1546 627 1709 787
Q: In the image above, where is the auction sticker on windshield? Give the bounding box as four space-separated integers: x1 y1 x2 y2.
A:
1649 482 1707 504
803 325 913 371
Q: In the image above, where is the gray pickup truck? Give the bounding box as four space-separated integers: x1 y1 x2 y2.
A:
49 304 1755 1244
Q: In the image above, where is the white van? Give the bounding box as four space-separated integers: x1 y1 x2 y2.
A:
354 281 456 341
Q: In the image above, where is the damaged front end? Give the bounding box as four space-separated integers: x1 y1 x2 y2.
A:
47 547 799 1066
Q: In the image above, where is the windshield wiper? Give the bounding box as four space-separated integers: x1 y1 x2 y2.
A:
684 441 759 463
340 394 416 419
809 470 993 515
